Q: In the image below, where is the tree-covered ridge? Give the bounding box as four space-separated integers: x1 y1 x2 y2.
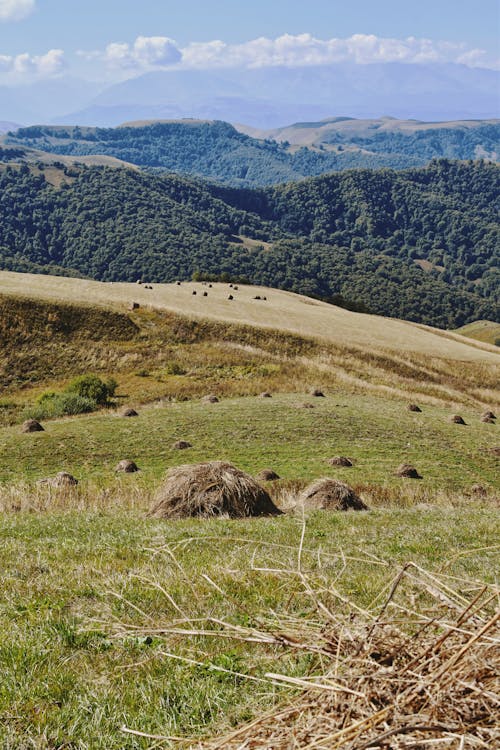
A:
3 121 425 186
0 160 498 328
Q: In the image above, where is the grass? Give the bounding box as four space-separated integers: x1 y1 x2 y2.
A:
455 319 500 346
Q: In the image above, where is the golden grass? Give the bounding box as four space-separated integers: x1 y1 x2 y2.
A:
1 271 497 362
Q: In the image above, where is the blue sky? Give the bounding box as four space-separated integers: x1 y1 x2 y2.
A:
0 0 499 83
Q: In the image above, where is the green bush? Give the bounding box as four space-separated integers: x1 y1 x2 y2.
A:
65 375 114 405
26 393 96 420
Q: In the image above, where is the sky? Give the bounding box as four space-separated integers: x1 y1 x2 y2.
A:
0 0 499 84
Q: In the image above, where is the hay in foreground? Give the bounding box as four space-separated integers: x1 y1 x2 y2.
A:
256 469 280 481
149 461 282 519
22 419 44 433
299 478 368 511
327 456 353 467
395 463 422 479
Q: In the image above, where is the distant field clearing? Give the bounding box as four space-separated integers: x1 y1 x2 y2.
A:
0 271 498 363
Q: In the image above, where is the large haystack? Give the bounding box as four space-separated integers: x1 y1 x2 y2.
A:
22 419 44 433
299 478 368 511
116 460 139 473
395 463 422 479
149 461 282 519
327 456 353 467
256 469 280 481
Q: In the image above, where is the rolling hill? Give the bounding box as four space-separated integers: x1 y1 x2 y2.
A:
4 118 500 186
0 159 498 328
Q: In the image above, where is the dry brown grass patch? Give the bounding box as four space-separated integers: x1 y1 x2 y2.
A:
299 478 368 511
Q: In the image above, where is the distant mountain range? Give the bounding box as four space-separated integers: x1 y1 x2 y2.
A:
1 62 498 127
3 117 499 187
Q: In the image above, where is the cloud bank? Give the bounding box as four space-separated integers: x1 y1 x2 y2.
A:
0 0 35 22
86 32 499 73
0 48 65 77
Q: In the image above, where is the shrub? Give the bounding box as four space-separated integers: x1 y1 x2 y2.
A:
65 375 114 405
25 393 96 420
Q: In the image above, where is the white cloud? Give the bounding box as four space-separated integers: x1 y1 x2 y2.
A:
0 0 35 22
180 33 498 69
0 48 65 77
100 35 182 69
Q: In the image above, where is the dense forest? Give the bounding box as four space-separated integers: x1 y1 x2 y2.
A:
2 120 477 186
0 159 498 327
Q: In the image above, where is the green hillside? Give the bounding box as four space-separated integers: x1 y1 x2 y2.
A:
455 319 500 345
0 159 498 327
5 119 499 187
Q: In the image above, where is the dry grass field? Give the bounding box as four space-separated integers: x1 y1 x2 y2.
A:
0 270 497 362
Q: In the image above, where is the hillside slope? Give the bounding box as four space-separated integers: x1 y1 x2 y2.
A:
0 160 498 328
1 271 497 364
4 119 500 186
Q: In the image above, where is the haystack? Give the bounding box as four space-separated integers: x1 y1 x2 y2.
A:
299 478 367 511
299 402 315 409
116 459 139 473
122 408 138 417
450 415 466 424
310 388 325 397
51 472 78 487
202 394 219 403
408 403 422 412
22 419 44 433
395 463 422 479
327 456 353 467
488 446 500 456
470 483 488 497
482 410 496 419
260 392 272 398
481 416 495 424
173 440 192 450
149 461 282 519
256 469 280 481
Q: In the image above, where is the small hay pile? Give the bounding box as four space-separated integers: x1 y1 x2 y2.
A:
327 456 353 467
148 461 282 519
482 410 496 420
116 460 139 473
173 440 192 450
202 394 219 404
256 469 280 481
299 478 368 511
260 392 272 398
40 471 78 487
22 419 44 433
395 463 422 479
407 403 422 412
481 416 495 424
122 408 139 417
310 388 325 397
450 415 466 425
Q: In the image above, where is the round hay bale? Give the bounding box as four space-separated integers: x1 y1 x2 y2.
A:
470 483 488 497
22 419 44 433
395 463 422 479
482 410 496 420
260 391 272 398
51 471 78 487
122 408 139 417
202 394 219 403
327 456 353 467
408 404 422 412
149 461 282 519
116 459 139 473
299 478 367 511
173 440 192 450
481 416 495 424
310 388 325 397
256 469 280 481
450 415 466 425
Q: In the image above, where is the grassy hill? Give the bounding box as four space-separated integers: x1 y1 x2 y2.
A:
0 160 498 328
0 273 498 748
455 319 500 345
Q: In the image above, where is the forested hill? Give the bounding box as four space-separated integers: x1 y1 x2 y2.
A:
4 119 499 187
0 159 498 328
